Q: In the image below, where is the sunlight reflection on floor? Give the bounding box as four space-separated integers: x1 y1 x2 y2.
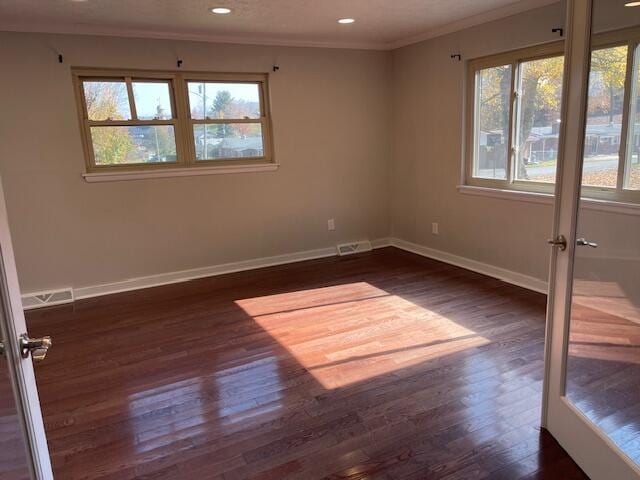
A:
127 378 207 453
573 279 640 325
569 280 640 364
236 282 489 389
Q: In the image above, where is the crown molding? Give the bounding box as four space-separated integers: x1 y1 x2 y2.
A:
389 0 561 50
0 22 389 51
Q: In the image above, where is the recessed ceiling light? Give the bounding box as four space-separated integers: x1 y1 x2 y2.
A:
338 18 355 24
625 1 640 6
211 7 232 14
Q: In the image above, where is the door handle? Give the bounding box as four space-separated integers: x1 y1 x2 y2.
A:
547 235 567 251
576 238 598 248
19 334 52 362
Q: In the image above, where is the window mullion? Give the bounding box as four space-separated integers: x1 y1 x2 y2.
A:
470 69 480 180
125 77 138 121
506 61 519 184
171 75 194 166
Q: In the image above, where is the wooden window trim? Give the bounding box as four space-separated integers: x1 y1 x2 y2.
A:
465 41 564 194
464 28 640 204
72 68 275 175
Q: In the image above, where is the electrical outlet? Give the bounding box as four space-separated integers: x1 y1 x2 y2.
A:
432 222 439 235
328 219 336 231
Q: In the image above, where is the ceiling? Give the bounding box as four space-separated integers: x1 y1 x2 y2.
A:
0 0 559 50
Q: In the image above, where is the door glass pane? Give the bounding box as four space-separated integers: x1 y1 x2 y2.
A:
132 81 173 120
82 80 131 121
187 82 262 120
564 0 640 467
193 123 264 160
473 65 512 180
90 126 178 165
582 46 628 188
515 56 564 183
0 333 31 480
625 45 640 190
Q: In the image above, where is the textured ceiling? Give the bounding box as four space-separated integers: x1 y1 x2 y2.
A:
0 0 559 50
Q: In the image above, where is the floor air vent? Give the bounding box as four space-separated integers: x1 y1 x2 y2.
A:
337 241 372 256
22 288 74 310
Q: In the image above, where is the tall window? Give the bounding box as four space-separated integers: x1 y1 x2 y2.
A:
627 45 640 190
466 43 565 192
583 46 628 190
466 33 640 203
514 56 564 183
473 64 512 180
73 69 274 174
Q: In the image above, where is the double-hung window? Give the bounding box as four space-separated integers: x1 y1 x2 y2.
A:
466 30 640 203
73 69 274 176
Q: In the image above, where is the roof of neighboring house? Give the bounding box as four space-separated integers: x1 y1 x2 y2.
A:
585 123 622 137
479 121 624 145
526 122 623 142
219 136 264 151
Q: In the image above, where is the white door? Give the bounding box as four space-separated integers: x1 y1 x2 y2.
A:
544 1 640 478
0 177 53 479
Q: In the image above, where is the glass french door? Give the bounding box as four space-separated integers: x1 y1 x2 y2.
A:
544 1 640 478
0 176 53 480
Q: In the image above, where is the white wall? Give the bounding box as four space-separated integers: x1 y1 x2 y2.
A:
0 32 392 293
390 3 566 283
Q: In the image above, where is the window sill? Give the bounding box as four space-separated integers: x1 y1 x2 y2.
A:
82 163 280 183
457 185 640 216
457 185 554 204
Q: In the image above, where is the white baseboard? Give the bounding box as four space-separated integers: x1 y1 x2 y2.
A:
22 239 392 307
22 235 546 309
370 238 392 249
73 246 338 300
389 237 548 294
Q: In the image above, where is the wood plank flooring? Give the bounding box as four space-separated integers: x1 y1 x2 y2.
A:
25 247 588 479
566 301 640 465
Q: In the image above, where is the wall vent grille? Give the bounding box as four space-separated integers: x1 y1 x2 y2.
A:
22 288 74 310
337 240 372 256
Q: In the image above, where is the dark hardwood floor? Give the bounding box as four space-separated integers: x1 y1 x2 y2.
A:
0 361 30 480
25 247 588 479
566 300 640 465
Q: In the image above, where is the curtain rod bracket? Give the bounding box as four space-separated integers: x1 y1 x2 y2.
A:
552 27 564 37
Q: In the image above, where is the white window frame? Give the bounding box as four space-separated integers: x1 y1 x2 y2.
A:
72 68 275 176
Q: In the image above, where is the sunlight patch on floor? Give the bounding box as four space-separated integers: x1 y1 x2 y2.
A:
568 289 640 364
573 280 640 325
235 282 489 389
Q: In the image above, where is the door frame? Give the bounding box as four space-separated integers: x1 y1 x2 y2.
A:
541 1 640 478
0 178 53 479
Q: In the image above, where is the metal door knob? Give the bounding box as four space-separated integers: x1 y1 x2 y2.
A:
576 238 598 248
19 334 52 362
547 235 567 251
